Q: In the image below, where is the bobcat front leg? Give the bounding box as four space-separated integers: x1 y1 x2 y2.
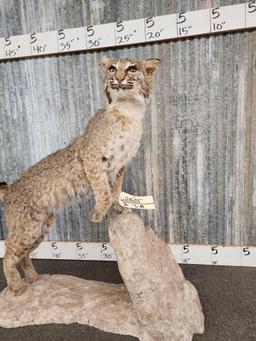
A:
111 166 124 204
111 167 132 214
84 165 112 222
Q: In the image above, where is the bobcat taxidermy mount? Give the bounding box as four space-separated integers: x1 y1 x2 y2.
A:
0 57 160 295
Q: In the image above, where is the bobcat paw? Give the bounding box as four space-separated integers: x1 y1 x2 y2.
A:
89 209 106 223
25 271 39 284
112 202 132 214
9 281 27 296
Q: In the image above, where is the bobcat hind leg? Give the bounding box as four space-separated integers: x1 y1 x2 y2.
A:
20 256 38 284
3 247 27 296
20 216 53 284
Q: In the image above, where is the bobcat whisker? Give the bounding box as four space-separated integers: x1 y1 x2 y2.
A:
121 84 133 89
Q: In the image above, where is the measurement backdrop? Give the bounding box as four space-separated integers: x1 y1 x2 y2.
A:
0 0 255 245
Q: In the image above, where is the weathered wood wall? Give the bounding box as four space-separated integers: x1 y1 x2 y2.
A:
0 0 255 245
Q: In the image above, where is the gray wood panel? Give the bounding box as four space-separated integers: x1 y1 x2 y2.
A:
0 0 255 245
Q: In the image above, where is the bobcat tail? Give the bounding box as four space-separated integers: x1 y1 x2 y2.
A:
0 182 8 200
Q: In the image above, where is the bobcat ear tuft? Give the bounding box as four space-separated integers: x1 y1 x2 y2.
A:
100 57 112 70
144 59 160 76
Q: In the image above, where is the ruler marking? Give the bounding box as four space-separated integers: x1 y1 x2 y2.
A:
0 241 255 266
0 2 255 61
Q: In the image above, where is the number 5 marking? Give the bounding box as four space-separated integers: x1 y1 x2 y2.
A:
51 242 58 250
211 246 218 255
30 33 37 44
87 26 95 37
76 242 83 251
211 7 220 19
145 17 154 28
58 30 65 40
177 12 186 24
248 2 256 13
101 243 107 251
183 245 189 253
116 22 124 32
242 247 250 256
4 36 11 46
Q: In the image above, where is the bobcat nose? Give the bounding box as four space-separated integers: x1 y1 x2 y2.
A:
115 70 126 84
116 77 125 85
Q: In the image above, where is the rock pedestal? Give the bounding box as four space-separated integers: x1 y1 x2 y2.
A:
109 213 204 340
0 213 204 340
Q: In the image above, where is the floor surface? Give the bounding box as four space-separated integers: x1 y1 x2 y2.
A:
0 259 255 341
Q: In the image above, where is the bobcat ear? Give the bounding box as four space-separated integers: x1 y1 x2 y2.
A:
99 57 112 70
144 58 160 76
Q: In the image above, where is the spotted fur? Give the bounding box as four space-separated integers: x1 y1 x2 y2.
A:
0 57 160 296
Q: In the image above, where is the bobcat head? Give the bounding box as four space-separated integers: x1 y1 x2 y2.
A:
100 57 160 104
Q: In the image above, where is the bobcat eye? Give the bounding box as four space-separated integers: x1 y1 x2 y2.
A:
108 65 116 73
127 65 139 73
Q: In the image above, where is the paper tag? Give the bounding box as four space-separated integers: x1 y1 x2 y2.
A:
119 192 155 209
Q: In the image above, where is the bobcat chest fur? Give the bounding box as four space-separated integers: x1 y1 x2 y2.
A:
103 109 142 179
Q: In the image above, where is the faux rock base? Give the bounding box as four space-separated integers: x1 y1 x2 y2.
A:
0 274 139 336
0 213 204 340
